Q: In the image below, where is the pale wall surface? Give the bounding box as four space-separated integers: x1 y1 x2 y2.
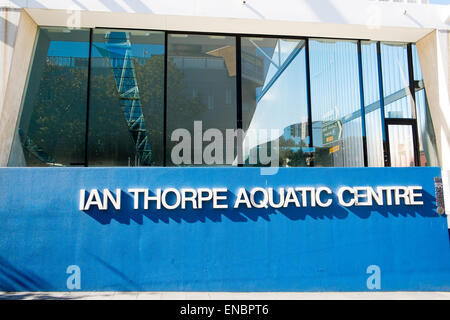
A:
0 8 20 118
0 10 36 166
417 30 450 216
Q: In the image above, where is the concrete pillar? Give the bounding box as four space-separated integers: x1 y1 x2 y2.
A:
0 7 21 118
416 29 450 221
0 10 37 166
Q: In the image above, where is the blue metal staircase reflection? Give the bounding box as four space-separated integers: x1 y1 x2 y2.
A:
94 31 152 166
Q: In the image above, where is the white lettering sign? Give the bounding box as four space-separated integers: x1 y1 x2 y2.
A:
79 186 424 211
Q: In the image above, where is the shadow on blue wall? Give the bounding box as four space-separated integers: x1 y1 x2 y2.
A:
87 253 144 291
0 256 52 291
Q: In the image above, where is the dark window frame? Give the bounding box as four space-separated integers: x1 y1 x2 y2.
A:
13 26 426 168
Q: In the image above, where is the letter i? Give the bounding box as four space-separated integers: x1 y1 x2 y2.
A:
79 189 85 211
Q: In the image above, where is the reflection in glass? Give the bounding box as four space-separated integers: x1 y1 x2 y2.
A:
381 42 415 119
8 27 89 167
88 29 165 166
361 41 384 167
241 37 309 167
413 45 439 167
8 27 441 170
166 34 237 166
412 43 423 82
388 125 415 167
415 90 439 166
309 39 364 167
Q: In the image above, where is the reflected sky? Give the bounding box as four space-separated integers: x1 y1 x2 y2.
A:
9 26 439 168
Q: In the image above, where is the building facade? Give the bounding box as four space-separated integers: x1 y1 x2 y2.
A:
0 0 449 291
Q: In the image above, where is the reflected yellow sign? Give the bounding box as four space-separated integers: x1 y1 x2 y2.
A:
329 145 340 154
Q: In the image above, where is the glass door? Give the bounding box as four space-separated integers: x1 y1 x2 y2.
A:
385 119 419 167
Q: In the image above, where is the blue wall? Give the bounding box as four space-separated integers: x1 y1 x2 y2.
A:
0 167 449 291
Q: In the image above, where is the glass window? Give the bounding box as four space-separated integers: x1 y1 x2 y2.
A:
387 124 415 167
166 34 237 166
241 37 309 167
88 29 165 166
412 44 423 82
412 45 439 167
361 41 384 167
309 39 364 167
381 42 415 119
8 27 440 170
8 27 90 167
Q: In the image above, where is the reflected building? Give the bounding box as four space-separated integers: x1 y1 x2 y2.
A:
2 3 444 171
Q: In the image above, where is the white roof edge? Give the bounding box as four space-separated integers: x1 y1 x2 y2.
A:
3 0 445 42
23 7 440 43
7 0 446 28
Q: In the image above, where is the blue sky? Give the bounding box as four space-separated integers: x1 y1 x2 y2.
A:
430 0 449 5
